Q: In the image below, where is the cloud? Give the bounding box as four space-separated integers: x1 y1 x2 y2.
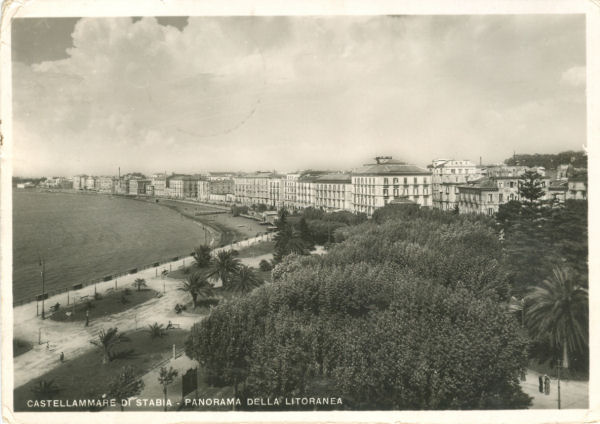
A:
12 15 586 176
561 66 586 87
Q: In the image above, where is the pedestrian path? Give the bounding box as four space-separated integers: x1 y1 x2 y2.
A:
520 369 588 409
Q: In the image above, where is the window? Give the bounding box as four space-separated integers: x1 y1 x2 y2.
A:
393 188 398 196
414 177 417 184
383 189 388 196
383 178 389 185
510 181 514 188
445 186 450 194
404 177 407 184
488 194 493 202
488 208 494 216
393 178 398 184
451 169 455 174
499 194 503 202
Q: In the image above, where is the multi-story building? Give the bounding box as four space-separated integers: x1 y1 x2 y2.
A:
97 176 116 193
295 172 322 209
150 173 167 197
114 178 130 195
85 176 97 191
72 175 86 190
283 173 300 209
166 175 199 199
209 178 234 196
568 175 587 200
431 159 482 211
457 167 552 215
351 157 431 216
233 172 283 207
549 180 568 203
129 179 151 196
314 173 352 211
197 179 211 201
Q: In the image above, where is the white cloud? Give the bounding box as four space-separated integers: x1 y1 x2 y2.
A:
12 15 586 176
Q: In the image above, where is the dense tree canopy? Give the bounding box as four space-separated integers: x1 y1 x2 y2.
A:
186 204 531 410
504 150 587 169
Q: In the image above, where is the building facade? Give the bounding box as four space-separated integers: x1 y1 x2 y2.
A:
351 158 431 216
431 159 482 211
314 173 352 211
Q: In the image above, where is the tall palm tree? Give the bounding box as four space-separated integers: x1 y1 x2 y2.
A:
178 272 214 309
158 366 179 411
230 265 263 294
192 245 212 268
133 278 147 291
90 327 130 364
525 267 588 368
209 250 241 289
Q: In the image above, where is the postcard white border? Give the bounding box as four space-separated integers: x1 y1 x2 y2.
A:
1 1 599 423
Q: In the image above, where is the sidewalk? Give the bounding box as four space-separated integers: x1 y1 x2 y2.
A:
12 234 273 388
520 369 588 409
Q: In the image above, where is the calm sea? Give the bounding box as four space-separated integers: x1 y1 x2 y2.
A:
12 191 208 304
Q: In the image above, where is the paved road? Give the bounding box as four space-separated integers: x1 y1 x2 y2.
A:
520 369 588 409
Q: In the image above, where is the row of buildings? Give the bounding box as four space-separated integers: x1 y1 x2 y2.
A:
68 156 587 217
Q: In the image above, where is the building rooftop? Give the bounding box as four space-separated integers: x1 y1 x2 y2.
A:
458 178 499 191
315 173 352 183
353 162 430 176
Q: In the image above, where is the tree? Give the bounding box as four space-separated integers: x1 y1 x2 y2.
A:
178 272 214 309
148 322 165 339
90 327 130 364
133 278 147 292
230 265 263 294
525 267 588 369
158 366 178 411
518 171 545 204
108 366 144 411
209 250 241 289
192 245 212 268
298 217 313 248
30 379 60 400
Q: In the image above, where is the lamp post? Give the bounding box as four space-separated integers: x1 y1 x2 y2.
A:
40 258 46 320
557 360 562 409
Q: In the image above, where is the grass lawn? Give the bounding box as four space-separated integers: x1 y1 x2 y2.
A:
48 288 159 322
13 339 33 357
235 241 275 258
14 328 189 411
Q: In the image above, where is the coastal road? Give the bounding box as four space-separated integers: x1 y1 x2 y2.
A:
11 234 273 389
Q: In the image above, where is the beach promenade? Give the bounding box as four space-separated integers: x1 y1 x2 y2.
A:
11 233 273 389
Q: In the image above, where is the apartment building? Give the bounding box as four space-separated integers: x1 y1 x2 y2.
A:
129 179 151 196
431 159 482 211
568 176 587 200
314 173 352 211
166 175 199 199
283 173 300 209
150 173 167 197
351 157 431 216
85 176 97 191
296 171 328 209
233 172 283 207
97 176 116 194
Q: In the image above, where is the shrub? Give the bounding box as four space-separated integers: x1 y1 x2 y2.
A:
259 259 273 272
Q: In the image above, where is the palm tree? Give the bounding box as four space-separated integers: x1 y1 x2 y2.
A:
178 272 214 309
209 250 241 289
31 379 60 400
108 366 144 411
158 366 179 411
192 245 212 268
525 267 588 368
230 265 263 294
147 322 165 339
133 278 147 292
90 327 130 364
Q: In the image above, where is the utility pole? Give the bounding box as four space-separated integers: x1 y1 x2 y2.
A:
557 360 562 409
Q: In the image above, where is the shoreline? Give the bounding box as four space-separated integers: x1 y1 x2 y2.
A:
11 190 263 306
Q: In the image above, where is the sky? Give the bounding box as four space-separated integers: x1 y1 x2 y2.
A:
11 15 586 177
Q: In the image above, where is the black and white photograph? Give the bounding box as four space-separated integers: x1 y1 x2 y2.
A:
1 0 597 422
